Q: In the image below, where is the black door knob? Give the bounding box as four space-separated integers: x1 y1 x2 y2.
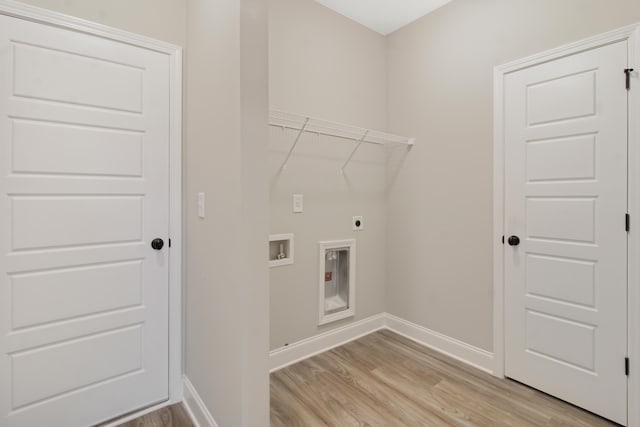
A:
508 235 520 246
151 238 164 250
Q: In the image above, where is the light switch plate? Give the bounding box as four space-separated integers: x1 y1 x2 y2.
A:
293 194 304 213
197 192 205 218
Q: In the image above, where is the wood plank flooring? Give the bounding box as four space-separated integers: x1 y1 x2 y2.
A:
270 330 619 427
108 403 194 427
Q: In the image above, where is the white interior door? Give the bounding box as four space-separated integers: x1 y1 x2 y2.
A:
0 14 170 427
504 41 628 425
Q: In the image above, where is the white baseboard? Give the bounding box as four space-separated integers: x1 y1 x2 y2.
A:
384 313 495 374
183 376 219 427
269 313 495 375
269 313 386 372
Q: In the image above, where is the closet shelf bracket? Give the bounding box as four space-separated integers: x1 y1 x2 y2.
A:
281 117 310 170
341 130 369 173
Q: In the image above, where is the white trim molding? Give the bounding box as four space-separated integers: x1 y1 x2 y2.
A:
318 239 357 326
168 45 184 403
626 24 640 427
494 23 640 426
0 0 184 408
0 0 181 54
183 376 219 427
270 313 386 372
384 314 494 374
269 313 494 374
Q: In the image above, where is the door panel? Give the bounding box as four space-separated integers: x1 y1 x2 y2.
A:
525 134 596 182
12 120 144 177
525 310 596 371
12 325 143 409
525 254 596 307
0 14 170 427
526 69 597 125
526 197 596 243
12 42 144 112
504 41 628 425
11 196 143 249
11 260 143 329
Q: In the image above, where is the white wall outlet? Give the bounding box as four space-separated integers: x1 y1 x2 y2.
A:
197 192 205 218
293 194 304 213
352 216 364 231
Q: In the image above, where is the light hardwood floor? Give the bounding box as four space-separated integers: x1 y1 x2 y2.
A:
105 403 194 427
270 330 619 427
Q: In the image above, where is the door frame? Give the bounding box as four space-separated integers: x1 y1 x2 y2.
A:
493 24 640 425
0 0 184 407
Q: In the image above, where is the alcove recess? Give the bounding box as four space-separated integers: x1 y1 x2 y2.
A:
319 239 355 325
269 234 294 268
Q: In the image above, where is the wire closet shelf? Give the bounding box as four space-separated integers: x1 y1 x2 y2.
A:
269 109 415 172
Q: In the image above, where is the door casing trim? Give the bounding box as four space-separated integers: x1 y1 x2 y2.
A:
0 0 184 406
493 23 640 426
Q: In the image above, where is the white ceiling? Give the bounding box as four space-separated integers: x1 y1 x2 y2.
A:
314 0 453 36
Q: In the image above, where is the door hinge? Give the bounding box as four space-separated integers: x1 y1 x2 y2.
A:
168 238 172 248
626 357 630 376
625 68 634 90
626 214 630 232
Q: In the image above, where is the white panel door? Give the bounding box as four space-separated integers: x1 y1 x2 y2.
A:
504 41 628 424
0 14 170 427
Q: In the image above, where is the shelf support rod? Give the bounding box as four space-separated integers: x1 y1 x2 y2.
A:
281 117 310 170
341 130 369 173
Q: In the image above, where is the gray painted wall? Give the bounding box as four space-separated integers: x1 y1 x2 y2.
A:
386 0 640 351
268 0 388 350
185 0 269 425
16 0 186 46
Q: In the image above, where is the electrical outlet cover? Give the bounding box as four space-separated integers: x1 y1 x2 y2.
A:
352 216 364 231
